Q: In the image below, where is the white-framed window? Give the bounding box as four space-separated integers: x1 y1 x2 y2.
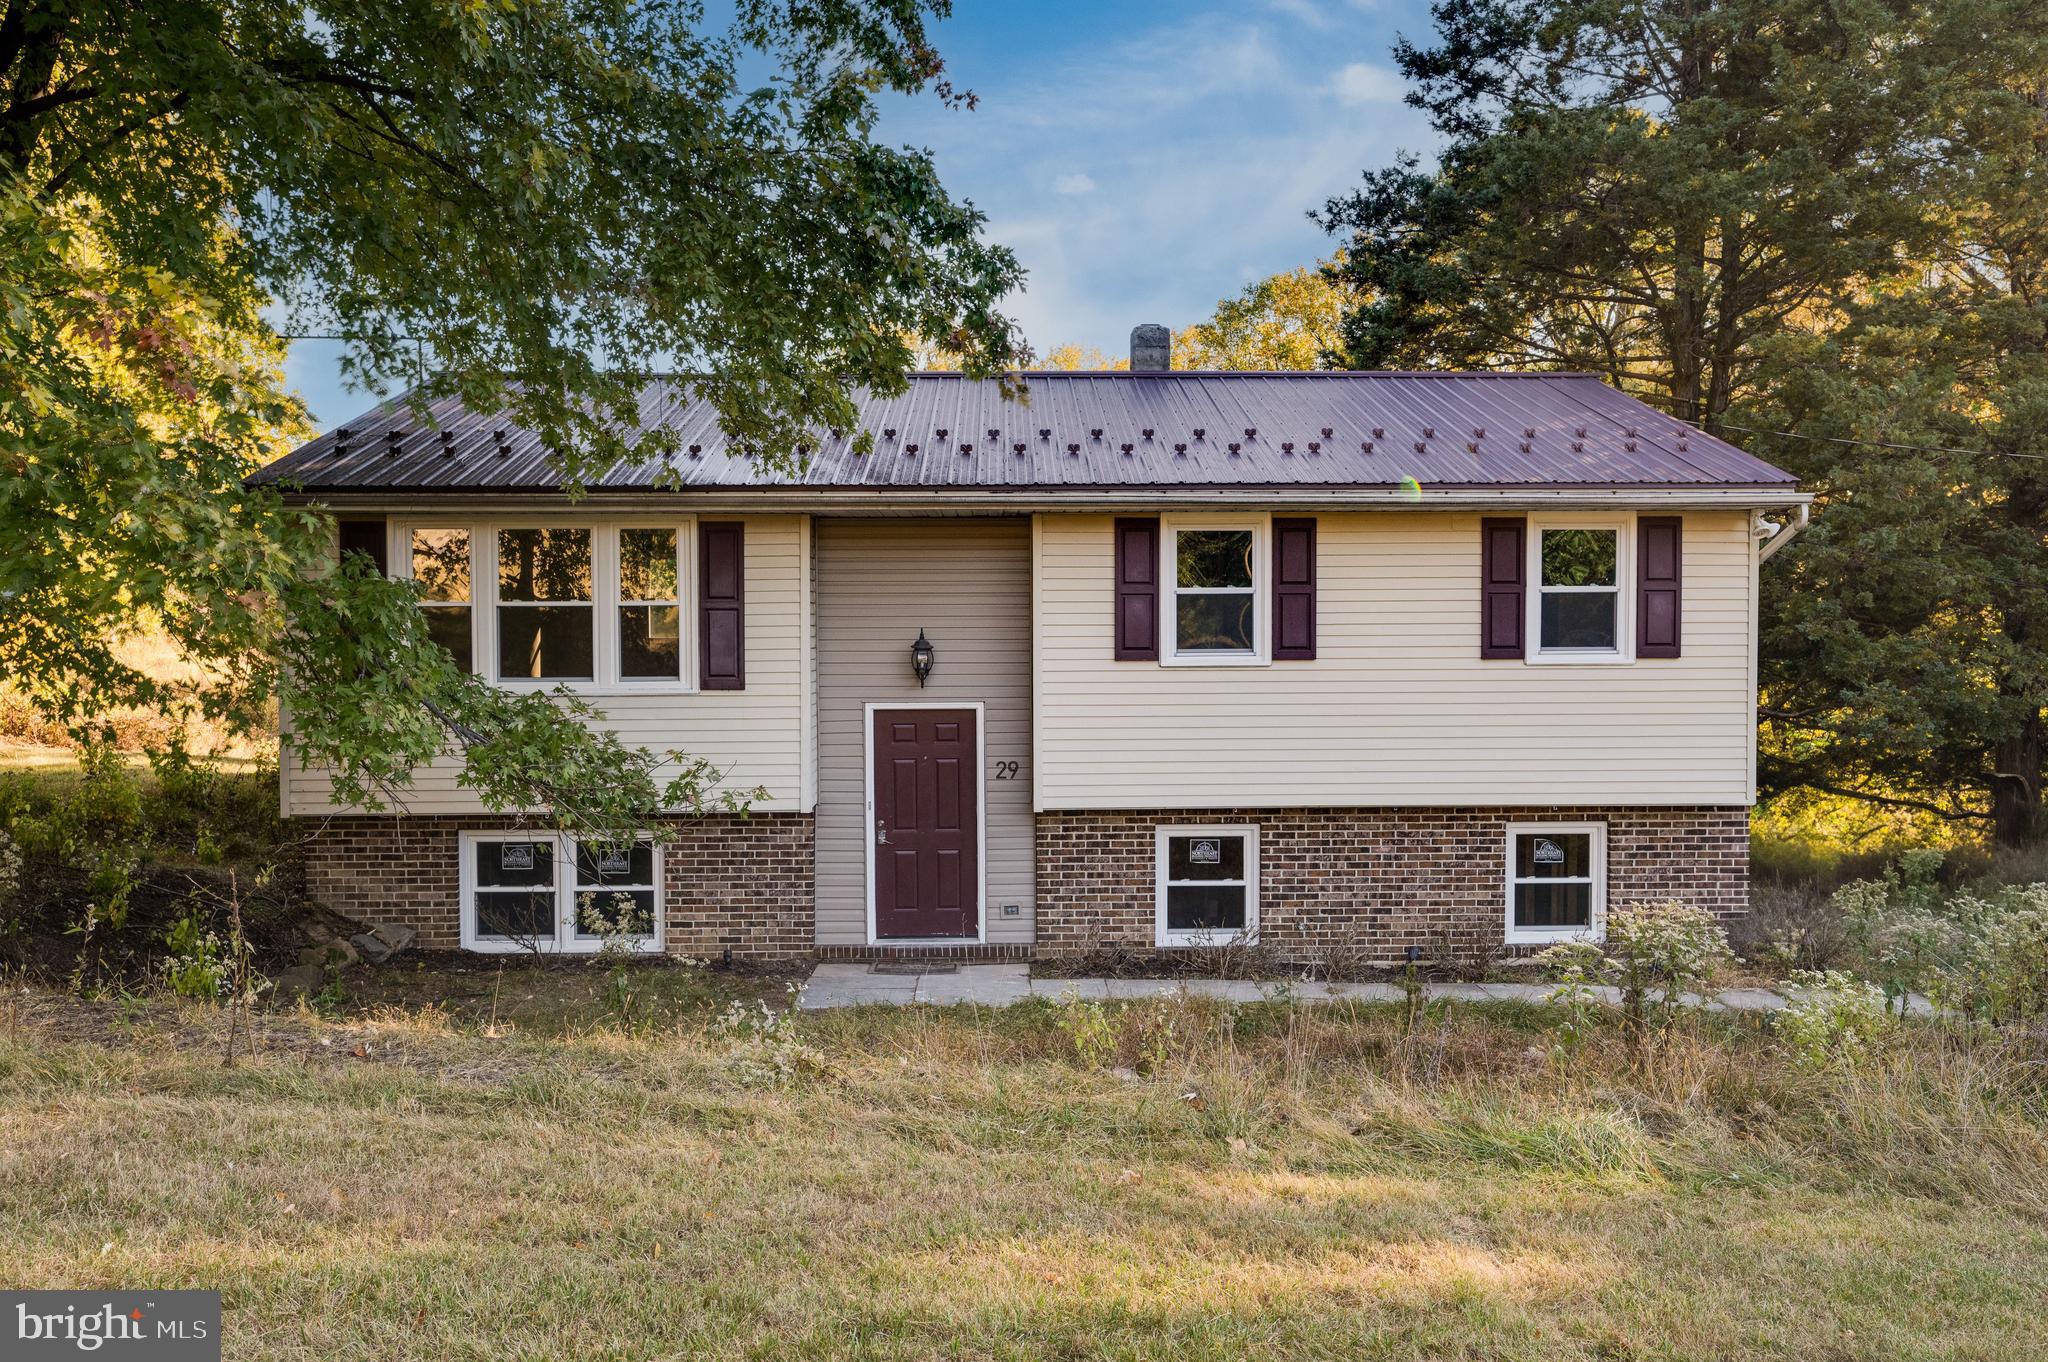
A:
1504 821 1606 945
459 831 663 953
616 527 683 683
497 526 595 681
391 520 696 692
1527 514 1632 662
409 527 474 671
1161 514 1268 664
1155 824 1259 946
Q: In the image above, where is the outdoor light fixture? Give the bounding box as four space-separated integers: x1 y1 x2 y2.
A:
909 628 936 688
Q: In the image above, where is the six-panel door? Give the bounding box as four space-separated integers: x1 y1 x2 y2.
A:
872 708 980 939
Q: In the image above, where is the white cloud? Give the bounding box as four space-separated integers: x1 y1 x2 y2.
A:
871 6 1441 356
1268 0 1336 28
1052 173 1097 196
1330 61 1405 106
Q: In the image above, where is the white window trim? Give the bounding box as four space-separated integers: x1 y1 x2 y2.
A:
1503 820 1607 945
1525 513 1634 665
458 829 665 954
1155 823 1260 947
1159 513 1270 666
391 517 698 694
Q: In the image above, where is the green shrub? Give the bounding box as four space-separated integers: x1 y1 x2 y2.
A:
1831 853 2048 1022
1053 992 1118 1069
161 906 230 1000
1539 901 1731 1054
1776 969 1891 1069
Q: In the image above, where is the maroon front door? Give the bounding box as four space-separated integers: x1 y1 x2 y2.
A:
873 708 980 939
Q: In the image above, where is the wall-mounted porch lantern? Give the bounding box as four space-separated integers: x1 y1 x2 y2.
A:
909 628 936 688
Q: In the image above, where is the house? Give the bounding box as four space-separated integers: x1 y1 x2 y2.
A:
249 327 1808 964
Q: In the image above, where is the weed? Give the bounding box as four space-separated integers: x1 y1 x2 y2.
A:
1776 969 1891 1070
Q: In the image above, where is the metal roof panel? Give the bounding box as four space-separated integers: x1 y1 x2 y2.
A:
250 372 1796 494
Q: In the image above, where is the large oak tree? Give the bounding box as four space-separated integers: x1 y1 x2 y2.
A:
0 0 1021 835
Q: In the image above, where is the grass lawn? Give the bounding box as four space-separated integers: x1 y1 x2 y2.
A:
4 974 2046 1361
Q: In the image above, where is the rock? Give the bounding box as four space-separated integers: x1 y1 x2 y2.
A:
299 939 359 971
302 920 340 945
271 964 325 1001
351 931 394 965
370 922 417 956
1109 1066 1143 1083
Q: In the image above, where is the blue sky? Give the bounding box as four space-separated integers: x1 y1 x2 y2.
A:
284 0 1439 429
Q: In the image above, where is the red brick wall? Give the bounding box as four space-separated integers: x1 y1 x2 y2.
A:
1033 806 1748 965
298 813 814 959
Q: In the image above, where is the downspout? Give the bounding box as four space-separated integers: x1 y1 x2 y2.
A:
1755 503 1810 564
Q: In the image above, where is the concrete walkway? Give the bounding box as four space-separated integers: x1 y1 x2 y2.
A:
795 963 1930 1014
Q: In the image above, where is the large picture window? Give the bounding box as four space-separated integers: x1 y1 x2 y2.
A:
1155 825 1259 946
1527 516 1632 661
460 832 662 953
1161 516 1267 663
1504 822 1606 944
395 521 696 690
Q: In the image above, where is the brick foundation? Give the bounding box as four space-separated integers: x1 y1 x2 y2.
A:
1033 806 1748 965
298 812 814 959
815 942 1035 963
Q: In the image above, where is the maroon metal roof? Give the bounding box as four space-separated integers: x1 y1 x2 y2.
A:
249 372 1795 495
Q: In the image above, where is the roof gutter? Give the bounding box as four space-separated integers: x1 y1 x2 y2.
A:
272 486 1814 514
1755 503 1811 563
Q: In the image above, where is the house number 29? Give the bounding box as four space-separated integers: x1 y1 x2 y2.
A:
993 760 1020 780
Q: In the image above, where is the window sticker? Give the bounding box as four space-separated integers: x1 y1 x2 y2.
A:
1533 838 1565 864
1190 838 1222 865
500 842 535 871
596 847 632 876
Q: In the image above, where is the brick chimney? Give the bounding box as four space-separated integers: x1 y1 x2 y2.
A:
1130 323 1171 372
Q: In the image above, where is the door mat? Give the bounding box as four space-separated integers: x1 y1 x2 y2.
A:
870 960 959 975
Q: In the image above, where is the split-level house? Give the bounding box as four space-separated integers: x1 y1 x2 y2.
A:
250 328 1808 963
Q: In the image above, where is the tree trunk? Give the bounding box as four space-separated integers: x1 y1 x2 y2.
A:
1992 706 2044 849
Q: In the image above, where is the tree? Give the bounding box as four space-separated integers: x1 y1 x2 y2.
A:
1038 343 1126 371
1314 0 2005 429
1315 0 2048 845
0 0 1021 836
1173 259 1351 370
1034 259 1351 373
1754 73 2048 846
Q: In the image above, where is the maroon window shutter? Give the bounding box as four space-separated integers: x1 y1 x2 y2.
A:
698 521 745 690
1113 517 1160 661
1480 517 1526 659
336 518 388 575
1636 515 1683 658
1271 517 1317 660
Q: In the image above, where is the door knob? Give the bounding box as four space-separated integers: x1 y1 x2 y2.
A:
875 819 889 845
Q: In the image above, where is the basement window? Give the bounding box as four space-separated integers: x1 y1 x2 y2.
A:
1155 825 1259 946
460 832 662 953
1504 822 1606 945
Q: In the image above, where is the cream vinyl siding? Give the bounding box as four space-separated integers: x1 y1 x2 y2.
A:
813 517 1033 947
1035 510 1757 809
281 514 809 816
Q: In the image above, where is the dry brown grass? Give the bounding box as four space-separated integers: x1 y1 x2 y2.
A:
3 981 2045 1360
0 624 276 766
